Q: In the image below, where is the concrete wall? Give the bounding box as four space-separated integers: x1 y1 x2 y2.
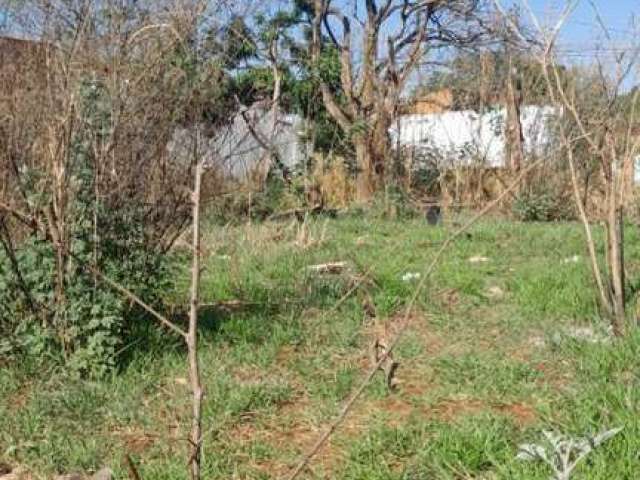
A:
175 105 558 178
390 105 558 168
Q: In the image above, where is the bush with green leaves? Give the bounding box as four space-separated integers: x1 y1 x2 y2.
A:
0 186 174 376
0 80 176 376
512 187 574 222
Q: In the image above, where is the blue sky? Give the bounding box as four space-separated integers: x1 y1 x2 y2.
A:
1 0 637 60
507 0 640 60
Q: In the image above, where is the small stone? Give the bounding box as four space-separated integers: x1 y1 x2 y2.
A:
469 256 489 263
485 286 504 299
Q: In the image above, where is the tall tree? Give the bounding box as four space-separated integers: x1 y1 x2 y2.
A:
222 3 351 180
309 0 488 200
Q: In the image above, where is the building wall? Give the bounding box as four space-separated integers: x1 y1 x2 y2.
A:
169 111 307 178
390 105 558 168
172 106 558 178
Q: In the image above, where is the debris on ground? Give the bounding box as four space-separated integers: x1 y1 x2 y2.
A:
531 326 612 349
355 236 369 246
306 261 348 274
401 272 421 282
0 465 113 480
54 468 113 480
485 285 505 300
90 468 113 480
202 299 261 312
370 338 399 391
528 335 546 348
468 255 489 263
562 255 580 264
554 326 612 344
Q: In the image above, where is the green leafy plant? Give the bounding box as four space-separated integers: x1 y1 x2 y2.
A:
0 79 175 376
512 187 574 222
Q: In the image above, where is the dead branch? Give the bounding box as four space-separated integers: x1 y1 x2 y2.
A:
187 141 204 480
84 260 187 339
124 455 142 480
283 155 547 480
306 262 348 274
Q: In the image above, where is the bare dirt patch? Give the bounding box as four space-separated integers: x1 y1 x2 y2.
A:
5 385 30 413
433 396 486 420
109 427 156 454
217 310 542 477
0 465 32 480
494 402 537 426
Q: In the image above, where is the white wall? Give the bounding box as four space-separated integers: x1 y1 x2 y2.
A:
390 105 558 168
171 105 559 178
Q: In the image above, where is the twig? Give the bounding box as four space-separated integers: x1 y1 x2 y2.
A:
124 454 142 480
0 200 37 228
79 258 187 338
187 146 204 480
306 261 348 274
282 157 546 480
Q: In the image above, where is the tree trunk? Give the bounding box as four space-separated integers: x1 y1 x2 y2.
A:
505 54 524 171
607 192 625 336
371 114 391 186
354 122 391 202
354 138 375 201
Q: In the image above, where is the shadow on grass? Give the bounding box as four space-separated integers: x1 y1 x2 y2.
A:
115 300 285 371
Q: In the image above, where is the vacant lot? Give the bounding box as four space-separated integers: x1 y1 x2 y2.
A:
2 214 639 479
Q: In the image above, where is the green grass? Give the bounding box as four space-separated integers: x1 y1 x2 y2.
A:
2 214 640 479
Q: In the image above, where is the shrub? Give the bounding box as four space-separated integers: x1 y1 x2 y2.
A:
512 187 574 222
0 201 174 376
0 80 176 376
0 210 174 376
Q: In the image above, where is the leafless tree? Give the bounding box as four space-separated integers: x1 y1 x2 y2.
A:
0 2 243 478
496 0 640 334
310 0 489 200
